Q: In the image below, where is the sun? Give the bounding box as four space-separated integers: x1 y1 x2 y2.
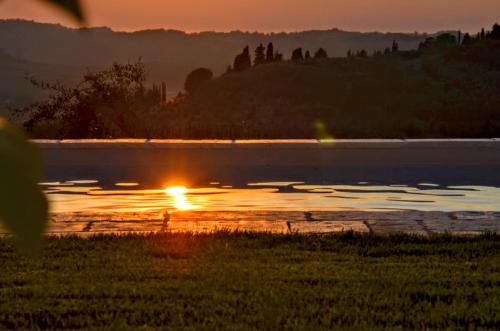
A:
165 186 187 196
164 186 197 210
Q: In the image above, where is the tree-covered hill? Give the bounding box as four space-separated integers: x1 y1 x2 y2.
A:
169 33 500 138
15 25 500 139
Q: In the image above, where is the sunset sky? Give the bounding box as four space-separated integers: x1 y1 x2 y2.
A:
0 0 499 33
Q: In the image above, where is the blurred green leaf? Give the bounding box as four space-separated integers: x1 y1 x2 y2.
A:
0 119 48 253
39 0 84 22
313 120 334 140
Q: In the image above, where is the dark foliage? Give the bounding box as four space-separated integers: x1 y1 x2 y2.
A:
274 52 284 62
392 40 399 52
184 68 213 94
254 44 266 66
233 46 252 72
16 60 162 138
266 42 275 62
462 33 471 45
491 23 500 40
291 48 304 61
314 48 328 59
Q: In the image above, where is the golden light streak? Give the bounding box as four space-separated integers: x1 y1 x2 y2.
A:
164 186 198 210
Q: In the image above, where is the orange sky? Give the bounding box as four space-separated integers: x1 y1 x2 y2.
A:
1 0 499 33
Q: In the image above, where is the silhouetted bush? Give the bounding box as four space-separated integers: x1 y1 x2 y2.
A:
314 48 328 59
291 48 304 61
184 68 213 94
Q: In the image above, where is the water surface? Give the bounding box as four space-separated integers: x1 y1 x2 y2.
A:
42 180 500 215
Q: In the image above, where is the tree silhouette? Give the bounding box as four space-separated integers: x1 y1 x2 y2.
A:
233 46 252 71
481 28 486 39
305 50 311 59
291 48 304 61
19 60 149 138
184 68 213 94
274 52 284 62
418 37 435 50
347 49 353 58
266 43 274 62
392 40 399 52
435 33 457 46
314 48 328 59
357 49 367 57
254 44 266 66
491 23 500 40
462 33 471 45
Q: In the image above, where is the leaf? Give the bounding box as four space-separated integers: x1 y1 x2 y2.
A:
0 119 48 253
39 0 85 23
313 120 333 140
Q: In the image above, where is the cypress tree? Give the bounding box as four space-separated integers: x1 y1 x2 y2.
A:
305 50 311 59
266 42 274 62
392 40 399 52
254 44 266 66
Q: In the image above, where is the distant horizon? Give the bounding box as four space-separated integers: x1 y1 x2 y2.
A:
0 18 470 36
0 0 498 34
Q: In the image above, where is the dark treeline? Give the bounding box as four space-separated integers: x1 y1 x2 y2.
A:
13 23 500 139
230 43 324 72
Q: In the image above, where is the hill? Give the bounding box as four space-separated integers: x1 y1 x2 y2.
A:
0 19 436 109
171 37 500 138
0 50 85 116
15 27 500 139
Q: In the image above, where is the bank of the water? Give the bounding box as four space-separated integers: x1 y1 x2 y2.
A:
1 232 499 330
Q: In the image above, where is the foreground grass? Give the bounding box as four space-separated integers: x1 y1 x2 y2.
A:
1 232 500 330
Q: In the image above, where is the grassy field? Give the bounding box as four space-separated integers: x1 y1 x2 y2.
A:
1 232 500 330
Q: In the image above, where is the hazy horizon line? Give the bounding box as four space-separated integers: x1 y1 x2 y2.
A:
2 18 465 36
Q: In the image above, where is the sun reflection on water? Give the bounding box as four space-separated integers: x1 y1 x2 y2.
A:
165 186 198 211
